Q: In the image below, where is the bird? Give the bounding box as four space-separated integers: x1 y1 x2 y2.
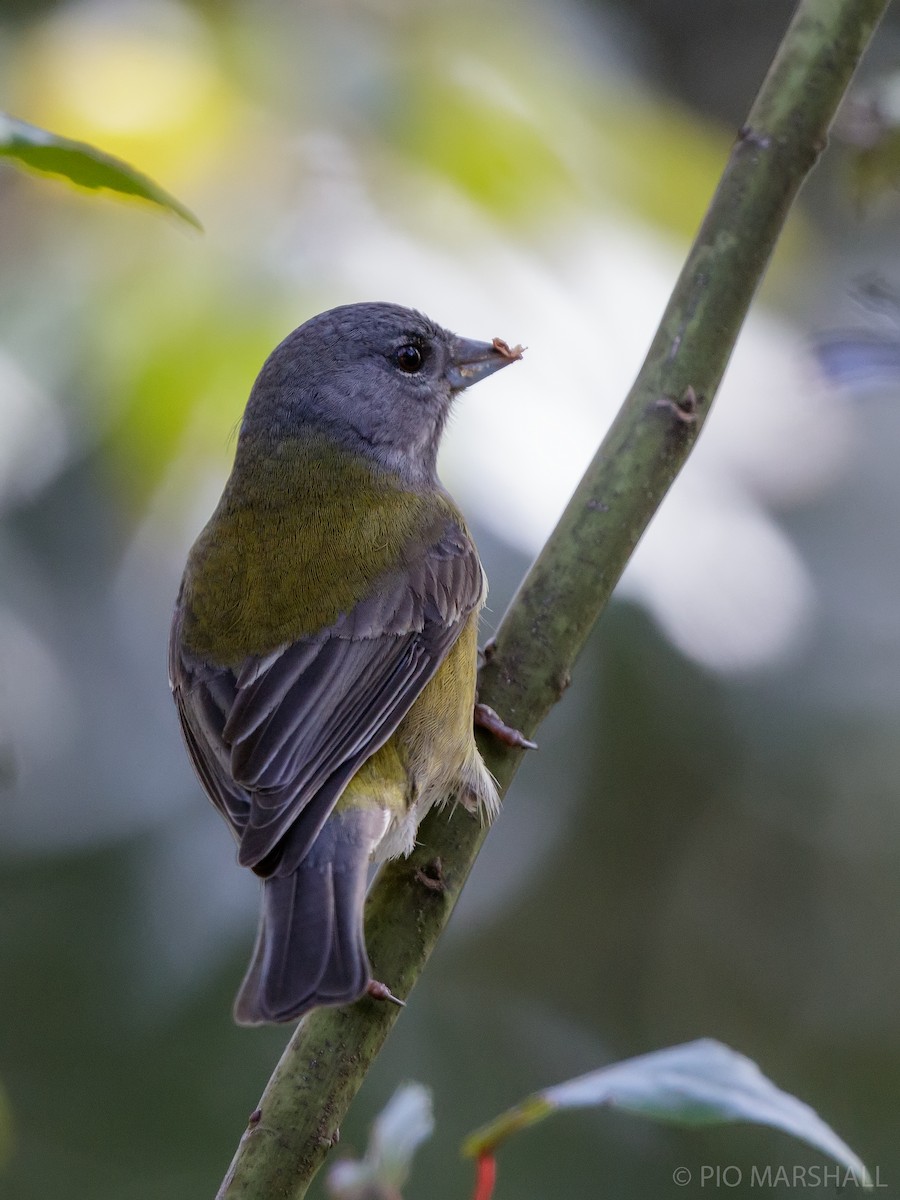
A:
169 301 524 1024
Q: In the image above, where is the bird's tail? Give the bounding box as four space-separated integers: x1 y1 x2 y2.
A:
233 808 385 1025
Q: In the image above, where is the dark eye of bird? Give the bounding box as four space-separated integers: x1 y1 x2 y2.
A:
393 344 425 373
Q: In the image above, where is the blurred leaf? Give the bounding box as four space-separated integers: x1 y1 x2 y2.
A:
391 72 570 220
813 331 900 388
0 112 201 229
326 1083 434 1200
382 17 733 240
836 73 900 209
97 297 282 507
847 132 900 209
463 1039 870 1187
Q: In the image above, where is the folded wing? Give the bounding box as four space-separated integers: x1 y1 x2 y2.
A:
169 519 484 877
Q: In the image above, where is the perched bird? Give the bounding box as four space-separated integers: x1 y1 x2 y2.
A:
169 302 523 1024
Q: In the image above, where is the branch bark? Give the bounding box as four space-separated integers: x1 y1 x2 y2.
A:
216 1 888 1195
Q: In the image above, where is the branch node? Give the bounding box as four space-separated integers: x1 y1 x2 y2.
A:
478 638 497 669
656 385 701 424
415 857 446 893
738 123 773 149
366 980 406 1008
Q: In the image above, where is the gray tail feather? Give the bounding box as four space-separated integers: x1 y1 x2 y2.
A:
233 808 384 1025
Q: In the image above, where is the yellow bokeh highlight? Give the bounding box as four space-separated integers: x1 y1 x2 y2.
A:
40 37 216 135
10 1 240 188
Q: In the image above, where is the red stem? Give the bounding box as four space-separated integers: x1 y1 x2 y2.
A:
472 1153 497 1200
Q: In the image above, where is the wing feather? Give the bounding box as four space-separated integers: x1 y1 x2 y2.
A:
170 519 483 876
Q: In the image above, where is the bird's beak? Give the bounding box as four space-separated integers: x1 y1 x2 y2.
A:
447 335 524 391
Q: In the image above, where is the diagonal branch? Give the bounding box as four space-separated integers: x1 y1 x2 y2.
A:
215 2 889 1195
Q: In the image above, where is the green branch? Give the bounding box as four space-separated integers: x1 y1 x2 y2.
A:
215 1 888 1195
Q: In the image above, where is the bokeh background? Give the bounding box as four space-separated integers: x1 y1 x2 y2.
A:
2 0 900 1196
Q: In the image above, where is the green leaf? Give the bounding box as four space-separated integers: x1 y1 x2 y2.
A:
0 112 201 230
463 1039 870 1186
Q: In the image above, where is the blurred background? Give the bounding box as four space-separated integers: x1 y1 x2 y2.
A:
2 0 900 1196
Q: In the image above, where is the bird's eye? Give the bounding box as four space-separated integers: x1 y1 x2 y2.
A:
393 344 425 373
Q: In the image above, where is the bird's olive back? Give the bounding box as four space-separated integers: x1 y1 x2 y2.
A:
179 438 465 664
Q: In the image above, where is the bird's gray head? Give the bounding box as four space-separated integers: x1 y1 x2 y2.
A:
238 302 522 485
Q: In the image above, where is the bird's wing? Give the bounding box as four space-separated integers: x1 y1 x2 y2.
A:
170 520 484 876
